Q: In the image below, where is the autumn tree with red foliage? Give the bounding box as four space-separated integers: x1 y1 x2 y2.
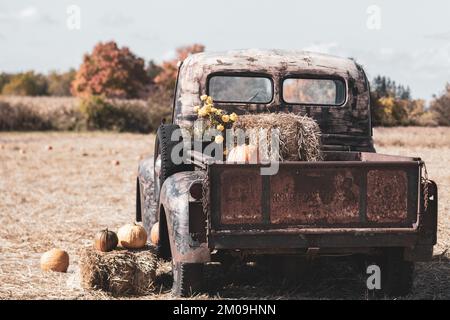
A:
71 41 150 99
154 44 205 91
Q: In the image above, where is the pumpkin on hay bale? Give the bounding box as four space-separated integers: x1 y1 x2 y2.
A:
94 229 118 252
79 246 157 296
117 223 147 249
231 113 322 162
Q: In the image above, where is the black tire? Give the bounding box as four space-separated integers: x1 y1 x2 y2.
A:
136 177 157 236
380 248 414 297
135 178 143 223
153 124 193 202
171 261 204 297
365 248 414 297
155 207 171 261
220 254 236 274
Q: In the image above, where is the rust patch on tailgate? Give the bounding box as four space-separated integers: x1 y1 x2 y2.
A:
270 168 360 224
220 169 263 224
367 170 407 222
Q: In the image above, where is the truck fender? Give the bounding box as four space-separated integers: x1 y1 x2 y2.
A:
160 170 211 264
137 156 157 230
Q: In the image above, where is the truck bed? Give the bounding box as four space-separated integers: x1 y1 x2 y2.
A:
202 151 423 232
185 150 436 257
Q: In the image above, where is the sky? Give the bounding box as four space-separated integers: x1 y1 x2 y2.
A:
0 0 449 101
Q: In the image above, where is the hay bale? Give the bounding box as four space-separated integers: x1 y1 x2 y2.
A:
233 113 322 161
133 250 158 295
101 251 136 296
79 246 157 296
79 247 107 290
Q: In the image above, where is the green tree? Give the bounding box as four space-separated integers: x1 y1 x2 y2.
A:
47 69 76 96
1 71 48 96
370 75 414 126
146 60 163 83
0 73 12 93
371 75 411 100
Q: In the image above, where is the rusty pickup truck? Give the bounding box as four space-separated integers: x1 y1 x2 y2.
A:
136 49 438 297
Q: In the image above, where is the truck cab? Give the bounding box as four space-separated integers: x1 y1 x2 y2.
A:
136 49 438 297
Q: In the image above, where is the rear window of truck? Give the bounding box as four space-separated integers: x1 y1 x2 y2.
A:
282 77 346 106
208 75 273 103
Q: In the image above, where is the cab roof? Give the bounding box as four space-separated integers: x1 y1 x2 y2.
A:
181 49 360 79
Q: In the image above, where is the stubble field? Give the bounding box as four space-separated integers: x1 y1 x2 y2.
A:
0 127 449 300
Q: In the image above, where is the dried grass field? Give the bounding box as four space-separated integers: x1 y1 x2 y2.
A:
0 127 449 300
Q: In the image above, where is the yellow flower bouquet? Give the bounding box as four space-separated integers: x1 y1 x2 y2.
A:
194 95 238 146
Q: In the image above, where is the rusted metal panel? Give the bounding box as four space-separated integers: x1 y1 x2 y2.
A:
209 229 419 250
219 168 263 225
367 170 408 223
270 168 360 224
208 159 421 232
361 152 421 162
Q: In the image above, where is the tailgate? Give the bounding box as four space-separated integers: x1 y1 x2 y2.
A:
207 161 421 232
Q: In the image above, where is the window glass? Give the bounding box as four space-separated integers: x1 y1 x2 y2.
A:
283 78 346 105
209 76 273 103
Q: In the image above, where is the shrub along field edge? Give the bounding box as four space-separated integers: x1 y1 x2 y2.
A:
0 95 171 133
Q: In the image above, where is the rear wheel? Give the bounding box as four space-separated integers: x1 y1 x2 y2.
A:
380 248 414 297
366 248 414 297
171 261 204 297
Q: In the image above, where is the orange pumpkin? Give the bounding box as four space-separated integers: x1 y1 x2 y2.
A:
94 229 118 252
150 222 159 245
40 248 69 273
227 144 259 163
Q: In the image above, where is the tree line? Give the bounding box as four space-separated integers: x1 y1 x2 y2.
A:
0 41 448 126
370 76 449 126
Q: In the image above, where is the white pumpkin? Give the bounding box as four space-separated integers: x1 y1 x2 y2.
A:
227 144 259 163
117 223 147 249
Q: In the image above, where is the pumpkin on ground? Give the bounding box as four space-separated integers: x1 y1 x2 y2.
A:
150 222 159 246
40 248 69 272
94 228 118 252
117 223 147 249
227 144 259 163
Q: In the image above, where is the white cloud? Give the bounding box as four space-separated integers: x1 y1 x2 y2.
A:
18 6 38 19
0 6 55 24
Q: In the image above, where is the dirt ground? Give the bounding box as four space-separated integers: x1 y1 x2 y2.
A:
0 127 449 300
